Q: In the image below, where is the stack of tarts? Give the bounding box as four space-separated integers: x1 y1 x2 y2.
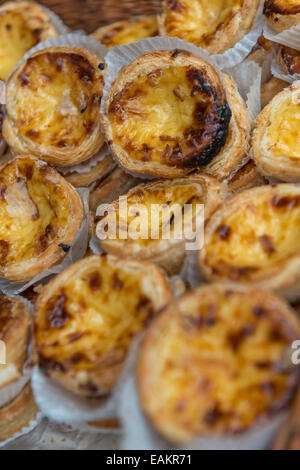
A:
0 296 38 442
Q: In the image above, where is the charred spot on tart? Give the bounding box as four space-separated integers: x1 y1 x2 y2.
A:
87 271 102 292
12 50 103 149
59 243 71 253
108 61 231 171
0 239 9 264
45 291 70 329
216 224 231 240
271 194 300 209
264 0 300 16
258 235 276 254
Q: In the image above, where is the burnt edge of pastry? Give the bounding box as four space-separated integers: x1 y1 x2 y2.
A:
278 46 300 75
264 0 300 17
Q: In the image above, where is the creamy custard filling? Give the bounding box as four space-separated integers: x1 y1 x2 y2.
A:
140 288 297 435
99 183 203 247
97 16 158 49
13 52 102 149
205 191 300 277
0 11 38 81
164 0 243 46
35 260 156 372
0 159 71 266
109 65 231 169
267 97 300 159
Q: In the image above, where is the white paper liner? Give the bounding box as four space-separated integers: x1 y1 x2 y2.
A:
89 234 103 255
0 187 90 296
0 33 107 105
116 338 287 450
264 21 300 49
226 60 262 122
31 366 117 424
58 144 111 175
212 0 265 69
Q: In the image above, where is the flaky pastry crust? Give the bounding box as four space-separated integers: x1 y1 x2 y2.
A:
278 46 300 75
260 76 288 108
102 49 248 180
89 167 141 211
264 0 300 32
33 254 172 397
0 1 58 80
0 296 30 389
251 82 300 182
0 383 39 441
98 174 224 275
0 156 83 282
159 0 259 54
3 46 105 167
226 159 268 193
198 184 300 300
92 15 159 49
137 282 300 443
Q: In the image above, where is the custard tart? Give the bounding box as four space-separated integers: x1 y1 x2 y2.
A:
98 174 223 275
0 383 39 441
260 77 288 108
102 49 248 180
33 254 172 397
137 283 300 444
251 82 300 182
0 156 83 282
160 0 259 54
264 0 300 32
278 46 300 75
0 296 30 389
92 15 159 49
0 1 58 81
3 46 105 167
89 167 141 211
198 184 300 300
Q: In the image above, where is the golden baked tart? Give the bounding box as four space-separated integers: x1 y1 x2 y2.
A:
0 296 30 389
264 0 300 32
89 167 141 211
246 35 275 65
0 383 39 441
0 156 83 282
102 49 248 179
33 254 172 397
97 174 223 275
198 184 300 300
261 77 288 108
92 15 159 49
226 159 267 194
0 1 58 81
251 82 300 182
278 46 300 75
59 146 117 188
159 0 259 54
137 283 300 444
3 46 105 167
